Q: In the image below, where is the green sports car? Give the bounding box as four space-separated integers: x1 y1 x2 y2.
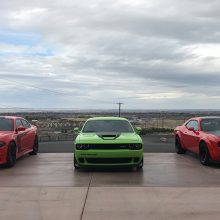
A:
73 117 143 169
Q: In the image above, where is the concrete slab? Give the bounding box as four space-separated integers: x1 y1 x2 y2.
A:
1 153 220 220
0 187 87 220
0 154 91 187
90 153 220 187
1 153 220 187
83 187 220 220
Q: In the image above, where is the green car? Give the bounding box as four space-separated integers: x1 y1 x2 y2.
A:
73 117 143 169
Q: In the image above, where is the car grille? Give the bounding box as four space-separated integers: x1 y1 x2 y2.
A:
89 144 130 150
86 157 132 164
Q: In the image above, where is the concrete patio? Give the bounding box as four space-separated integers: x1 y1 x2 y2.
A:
1 153 220 220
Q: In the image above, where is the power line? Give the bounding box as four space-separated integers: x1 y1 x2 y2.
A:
0 77 67 95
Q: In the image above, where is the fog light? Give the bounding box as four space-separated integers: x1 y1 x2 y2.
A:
134 157 140 162
78 158 84 163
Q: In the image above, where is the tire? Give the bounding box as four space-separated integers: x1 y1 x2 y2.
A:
137 157 143 169
6 142 17 168
199 142 211 166
175 136 186 154
74 155 80 169
29 136 39 155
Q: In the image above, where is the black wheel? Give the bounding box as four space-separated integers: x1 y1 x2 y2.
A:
199 142 211 166
74 155 80 169
175 136 186 154
29 136 38 155
6 142 17 168
137 157 143 169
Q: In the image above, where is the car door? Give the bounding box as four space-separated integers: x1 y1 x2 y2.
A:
15 119 27 153
21 119 34 151
183 120 200 153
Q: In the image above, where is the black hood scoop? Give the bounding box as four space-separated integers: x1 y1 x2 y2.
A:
97 132 121 140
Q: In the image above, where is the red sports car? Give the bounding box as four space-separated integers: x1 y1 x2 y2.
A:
174 117 220 165
0 116 38 167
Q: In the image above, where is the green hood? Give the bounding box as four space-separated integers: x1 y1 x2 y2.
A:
76 132 142 144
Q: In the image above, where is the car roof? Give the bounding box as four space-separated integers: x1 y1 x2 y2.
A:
199 116 220 120
87 117 129 121
0 116 23 120
186 116 220 122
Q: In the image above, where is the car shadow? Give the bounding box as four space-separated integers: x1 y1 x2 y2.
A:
75 166 143 173
186 151 220 168
0 154 31 170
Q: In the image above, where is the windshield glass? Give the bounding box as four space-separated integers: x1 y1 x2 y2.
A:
200 118 220 132
0 118 14 131
82 120 134 133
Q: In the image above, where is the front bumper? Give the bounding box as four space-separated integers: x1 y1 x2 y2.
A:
74 149 143 167
0 147 7 165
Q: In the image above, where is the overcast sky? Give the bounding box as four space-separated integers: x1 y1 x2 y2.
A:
1 0 220 110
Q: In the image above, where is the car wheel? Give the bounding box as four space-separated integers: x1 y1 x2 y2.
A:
199 142 210 166
175 136 186 154
29 136 39 155
137 157 143 169
74 155 80 169
6 142 16 168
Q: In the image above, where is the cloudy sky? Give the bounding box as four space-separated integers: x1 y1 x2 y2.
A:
1 0 220 110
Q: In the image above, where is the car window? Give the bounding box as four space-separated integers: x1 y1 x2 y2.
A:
21 119 31 129
201 118 220 132
0 118 13 131
16 119 23 129
82 120 134 133
186 120 199 131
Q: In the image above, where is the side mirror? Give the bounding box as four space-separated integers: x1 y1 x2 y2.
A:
74 127 80 134
188 127 195 132
188 127 199 134
17 126 26 132
135 127 142 134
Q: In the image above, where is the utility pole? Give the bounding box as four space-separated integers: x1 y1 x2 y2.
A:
116 102 123 117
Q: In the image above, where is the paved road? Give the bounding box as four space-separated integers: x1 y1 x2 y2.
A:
39 135 175 153
1 153 220 220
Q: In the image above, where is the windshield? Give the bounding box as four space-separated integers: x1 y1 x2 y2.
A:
200 118 220 132
82 120 134 133
0 118 14 131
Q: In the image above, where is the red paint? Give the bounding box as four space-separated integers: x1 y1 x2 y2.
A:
0 116 38 165
174 117 220 162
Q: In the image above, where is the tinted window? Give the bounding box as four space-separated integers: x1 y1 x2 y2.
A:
0 118 13 131
201 118 220 132
82 120 134 133
186 120 199 131
21 119 31 129
16 119 23 129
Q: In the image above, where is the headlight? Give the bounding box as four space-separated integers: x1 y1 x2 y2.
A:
0 141 6 148
76 144 90 150
129 143 142 150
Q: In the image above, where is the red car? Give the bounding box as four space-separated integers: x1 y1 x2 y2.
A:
0 116 38 167
174 117 220 165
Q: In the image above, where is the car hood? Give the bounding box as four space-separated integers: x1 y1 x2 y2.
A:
76 132 142 144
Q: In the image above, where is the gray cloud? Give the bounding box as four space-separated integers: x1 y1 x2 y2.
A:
0 0 220 109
